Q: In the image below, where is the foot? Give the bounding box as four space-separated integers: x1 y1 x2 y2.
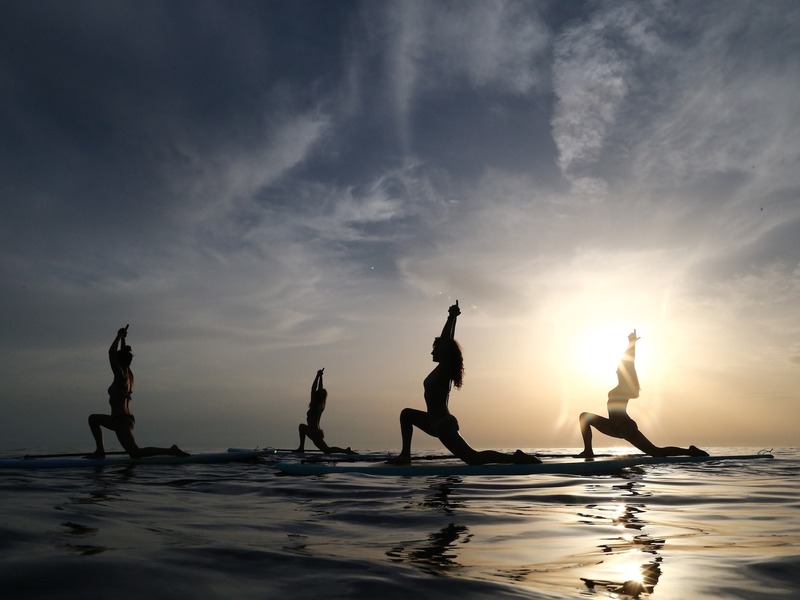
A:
513 450 542 464
688 445 709 457
576 450 595 459
386 454 411 465
83 451 105 459
171 445 190 457
344 447 356 455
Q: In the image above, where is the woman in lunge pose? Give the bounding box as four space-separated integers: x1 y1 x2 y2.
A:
389 302 540 465
87 325 189 459
295 368 354 454
577 330 708 458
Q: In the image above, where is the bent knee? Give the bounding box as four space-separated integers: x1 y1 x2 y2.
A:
399 408 415 421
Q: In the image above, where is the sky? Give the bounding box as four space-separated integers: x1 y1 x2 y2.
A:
1 0 798 453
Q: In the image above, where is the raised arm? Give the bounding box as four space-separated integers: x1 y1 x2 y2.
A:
108 325 129 375
440 301 460 341
617 329 640 394
312 368 324 394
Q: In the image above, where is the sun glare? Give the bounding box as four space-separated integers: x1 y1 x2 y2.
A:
574 324 624 386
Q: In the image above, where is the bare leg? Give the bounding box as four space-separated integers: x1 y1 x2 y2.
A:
624 430 708 457
296 427 350 454
296 423 308 452
308 430 332 453
128 445 190 458
113 423 189 458
87 414 112 457
323 446 356 454
579 411 708 457
387 408 436 464
440 431 540 465
578 412 614 458
87 415 187 458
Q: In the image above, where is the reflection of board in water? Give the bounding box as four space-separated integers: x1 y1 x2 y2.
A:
276 453 774 476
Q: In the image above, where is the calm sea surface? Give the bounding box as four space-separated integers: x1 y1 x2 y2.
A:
1 446 798 599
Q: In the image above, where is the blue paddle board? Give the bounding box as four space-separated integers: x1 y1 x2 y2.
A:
275 453 773 476
0 449 276 470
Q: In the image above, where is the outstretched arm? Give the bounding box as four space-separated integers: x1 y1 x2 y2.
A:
618 330 640 394
440 301 460 341
312 368 324 394
108 325 129 375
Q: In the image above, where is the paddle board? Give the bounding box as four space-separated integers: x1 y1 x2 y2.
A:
231 448 651 461
229 448 624 462
227 448 387 461
0 449 276 470
275 453 774 476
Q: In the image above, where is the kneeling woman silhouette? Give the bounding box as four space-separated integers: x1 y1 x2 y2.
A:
87 325 189 459
389 302 540 465
295 368 354 454
577 330 708 458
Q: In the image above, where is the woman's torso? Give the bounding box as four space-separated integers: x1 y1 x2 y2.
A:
108 370 133 416
306 402 325 430
607 397 635 423
424 365 451 418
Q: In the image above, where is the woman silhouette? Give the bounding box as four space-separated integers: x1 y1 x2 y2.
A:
86 325 188 458
577 330 708 458
295 368 354 454
389 302 540 465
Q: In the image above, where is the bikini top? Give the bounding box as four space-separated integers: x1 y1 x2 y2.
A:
424 368 451 413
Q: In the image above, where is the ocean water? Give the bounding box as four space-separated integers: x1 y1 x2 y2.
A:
1 446 798 599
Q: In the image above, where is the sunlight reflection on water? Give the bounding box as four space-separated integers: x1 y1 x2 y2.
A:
1 447 798 599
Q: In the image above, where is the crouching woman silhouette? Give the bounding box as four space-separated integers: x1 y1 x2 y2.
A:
577 330 708 458
295 368 354 454
86 325 189 459
389 302 540 466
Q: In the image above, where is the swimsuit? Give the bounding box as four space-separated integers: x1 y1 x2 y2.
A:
432 414 459 435
423 368 458 436
108 380 134 425
423 370 451 411
610 415 638 437
423 370 451 398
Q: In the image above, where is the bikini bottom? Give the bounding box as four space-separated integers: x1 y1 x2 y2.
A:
433 414 459 436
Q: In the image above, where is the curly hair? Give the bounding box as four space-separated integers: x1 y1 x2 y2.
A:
438 338 464 389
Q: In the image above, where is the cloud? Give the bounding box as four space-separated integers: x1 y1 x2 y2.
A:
166 110 331 226
374 1 550 148
2 2 800 449
551 2 655 178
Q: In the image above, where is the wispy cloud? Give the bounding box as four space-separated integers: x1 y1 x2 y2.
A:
2 1 799 448
377 0 550 149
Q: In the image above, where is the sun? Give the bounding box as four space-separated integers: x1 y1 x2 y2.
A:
574 324 625 387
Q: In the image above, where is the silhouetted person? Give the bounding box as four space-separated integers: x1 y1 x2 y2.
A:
86 325 189 459
295 368 354 454
389 302 540 465
577 330 708 458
